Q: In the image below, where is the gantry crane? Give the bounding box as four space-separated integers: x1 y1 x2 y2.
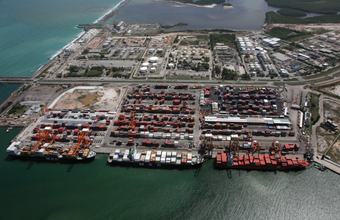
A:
30 129 52 154
128 105 137 130
200 137 214 156
251 140 262 156
270 140 282 158
72 131 92 157
229 138 240 157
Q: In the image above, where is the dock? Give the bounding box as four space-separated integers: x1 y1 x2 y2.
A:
314 156 340 175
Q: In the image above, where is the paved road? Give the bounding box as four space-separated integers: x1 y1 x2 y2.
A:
312 94 324 157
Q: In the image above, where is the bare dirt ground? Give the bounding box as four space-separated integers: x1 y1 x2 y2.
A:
22 85 58 103
323 85 340 97
316 100 340 161
53 87 123 110
270 23 340 32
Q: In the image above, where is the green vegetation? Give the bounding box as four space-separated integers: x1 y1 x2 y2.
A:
283 78 299 81
82 49 89 55
210 34 236 50
277 8 306 17
222 68 237 80
68 66 105 77
7 104 28 117
173 36 179 44
77 95 86 100
169 0 224 6
180 39 199 46
161 23 188 29
266 0 340 14
303 65 340 80
265 27 312 41
37 64 53 78
310 93 320 125
266 11 340 24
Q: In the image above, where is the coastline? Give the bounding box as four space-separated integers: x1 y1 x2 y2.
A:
33 0 131 80
154 0 217 8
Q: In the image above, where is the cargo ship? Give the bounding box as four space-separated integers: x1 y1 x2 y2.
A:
215 152 309 171
108 147 203 168
6 141 96 162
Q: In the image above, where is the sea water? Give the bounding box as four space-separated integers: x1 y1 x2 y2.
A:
0 0 340 219
0 127 339 220
0 0 122 77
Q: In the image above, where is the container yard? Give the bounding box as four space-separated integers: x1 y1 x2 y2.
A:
6 109 115 162
108 84 201 151
6 83 309 169
198 85 305 161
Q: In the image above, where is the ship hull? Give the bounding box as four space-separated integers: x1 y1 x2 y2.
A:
215 152 309 171
7 153 95 163
108 161 202 169
214 163 307 171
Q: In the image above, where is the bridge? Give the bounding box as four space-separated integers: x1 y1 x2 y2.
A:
0 77 33 84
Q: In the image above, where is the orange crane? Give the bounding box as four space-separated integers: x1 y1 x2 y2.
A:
251 140 261 156
72 131 91 157
128 105 137 130
30 129 52 154
270 140 282 158
230 139 240 157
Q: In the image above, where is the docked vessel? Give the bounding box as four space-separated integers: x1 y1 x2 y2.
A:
108 147 203 168
215 152 309 171
6 126 12 133
6 141 96 162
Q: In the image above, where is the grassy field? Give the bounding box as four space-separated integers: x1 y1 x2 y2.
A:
310 93 320 125
266 0 340 14
283 78 299 81
265 27 312 41
161 22 188 29
179 35 209 46
7 104 28 117
209 34 236 50
266 11 340 24
303 66 340 80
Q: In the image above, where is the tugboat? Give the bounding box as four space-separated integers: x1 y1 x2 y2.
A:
6 126 12 133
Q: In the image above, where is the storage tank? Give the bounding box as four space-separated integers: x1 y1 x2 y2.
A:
327 32 336 37
149 57 159 63
142 62 149 67
150 67 156 73
328 37 336 43
140 67 148 73
319 35 328 41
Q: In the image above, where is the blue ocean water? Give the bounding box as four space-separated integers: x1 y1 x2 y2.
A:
0 0 122 77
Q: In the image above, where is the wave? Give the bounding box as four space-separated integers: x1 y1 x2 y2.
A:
94 0 127 24
48 0 127 61
49 30 85 60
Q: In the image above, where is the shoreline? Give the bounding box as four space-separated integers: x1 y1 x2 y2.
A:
32 0 132 80
155 0 217 8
